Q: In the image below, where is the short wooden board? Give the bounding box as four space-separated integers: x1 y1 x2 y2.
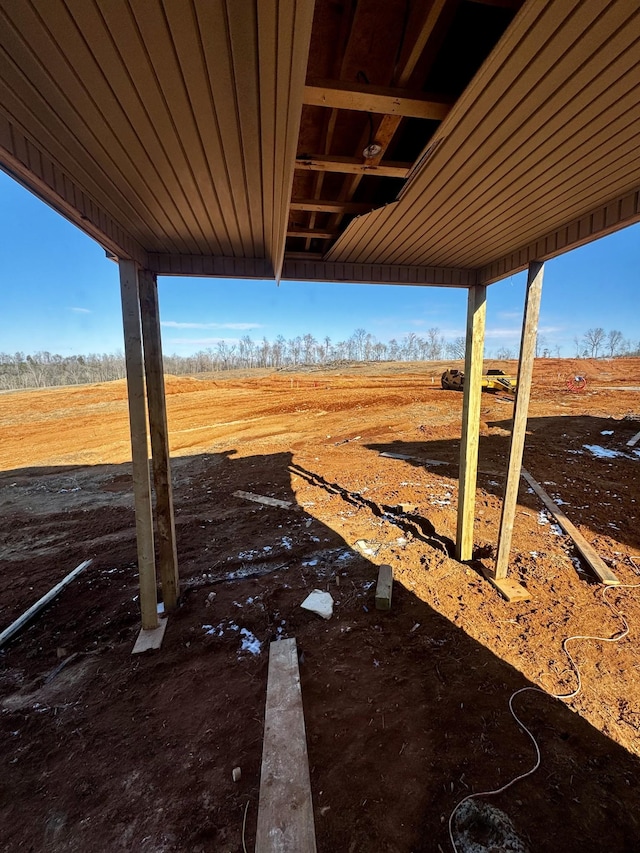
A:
521 468 620 585
375 564 394 610
233 490 292 509
482 568 531 602
627 430 640 447
256 638 316 853
132 618 168 654
380 451 412 460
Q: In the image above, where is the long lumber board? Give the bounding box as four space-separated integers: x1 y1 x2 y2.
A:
0 560 92 648
627 430 640 447
521 468 619 586
256 638 316 853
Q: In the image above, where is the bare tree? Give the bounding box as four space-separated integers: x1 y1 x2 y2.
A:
607 329 624 357
495 346 514 359
446 337 466 359
582 327 606 358
535 333 547 357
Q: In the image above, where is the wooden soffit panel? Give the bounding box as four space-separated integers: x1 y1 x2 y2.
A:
325 0 640 271
0 0 313 270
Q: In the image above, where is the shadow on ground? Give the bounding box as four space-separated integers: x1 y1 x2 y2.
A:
0 448 638 851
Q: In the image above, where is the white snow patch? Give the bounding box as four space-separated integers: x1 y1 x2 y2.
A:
281 536 293 550
239 628 262 655
537 511 549 525
601 430 614 435
550 523 563 536
583 444 624 459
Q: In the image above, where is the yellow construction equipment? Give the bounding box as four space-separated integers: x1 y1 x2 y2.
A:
441 368 517 394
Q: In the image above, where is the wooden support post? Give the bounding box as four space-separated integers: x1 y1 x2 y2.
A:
493 261 545 584
138 270 179 611
119 259 158 630
456 284 487 561
256 638 317 853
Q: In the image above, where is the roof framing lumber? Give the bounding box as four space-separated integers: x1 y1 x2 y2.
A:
303 79 452 120
478 187 640 283
295 155 411 178
322 0 457 236
287 227 337 239
290 199 372 214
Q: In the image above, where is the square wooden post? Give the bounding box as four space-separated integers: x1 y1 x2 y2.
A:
493 260 544 586
138 270 180 611
119 260 158 630
456 284 487 561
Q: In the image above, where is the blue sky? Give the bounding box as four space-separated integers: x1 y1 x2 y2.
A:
1 168 638 358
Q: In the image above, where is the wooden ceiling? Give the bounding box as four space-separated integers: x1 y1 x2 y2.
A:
0 0 639 286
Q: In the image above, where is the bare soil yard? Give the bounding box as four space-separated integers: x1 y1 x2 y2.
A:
0 358 639 852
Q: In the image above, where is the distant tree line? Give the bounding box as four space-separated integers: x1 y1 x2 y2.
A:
1 326 638 391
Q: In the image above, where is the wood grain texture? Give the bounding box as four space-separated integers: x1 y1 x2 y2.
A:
139 270 179 611
119 260 158 630
256 638 316 853
494 262 544 580
521 469 619 585
456 285 487 561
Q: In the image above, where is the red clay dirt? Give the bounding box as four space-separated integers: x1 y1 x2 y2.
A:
0 358 639 852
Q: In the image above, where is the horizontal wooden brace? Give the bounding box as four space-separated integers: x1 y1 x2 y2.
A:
281 259 477 286
295 155 411 178
304 78 452 121
147 253 273 278
287 228 336 239
290 199 373 214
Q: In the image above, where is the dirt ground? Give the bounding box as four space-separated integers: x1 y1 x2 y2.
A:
0 358 639 852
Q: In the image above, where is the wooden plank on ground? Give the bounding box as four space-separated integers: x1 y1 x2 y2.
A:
375 565 394 610
132 617 168 654
521 468 620 585
0 560 92 649
481 567 531 602
627 430 640 447
256 638 316 853
233 490 292 509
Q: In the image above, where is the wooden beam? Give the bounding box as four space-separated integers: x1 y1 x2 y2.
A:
290 200 372 214
281 259 476 286
304 79 451 120
627 430 640 447
0 560 92 648
295 155 411 178
119 260 158 631
493 261 544 581
146 254 273 278
520 469 620 585
467 0 522 8
256 638 317 853
323 0 457 234
456 284 487 561
287 227 337 240
138 270 179 612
